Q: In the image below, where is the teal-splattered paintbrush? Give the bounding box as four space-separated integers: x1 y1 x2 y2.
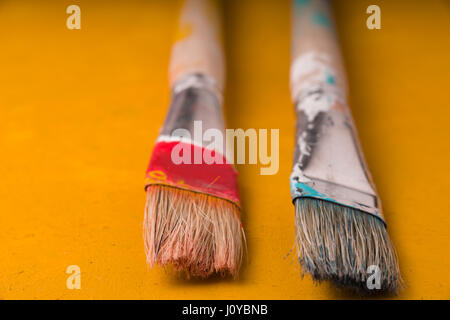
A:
289 0 401 293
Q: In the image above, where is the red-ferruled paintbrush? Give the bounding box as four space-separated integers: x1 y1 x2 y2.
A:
144 0 245 278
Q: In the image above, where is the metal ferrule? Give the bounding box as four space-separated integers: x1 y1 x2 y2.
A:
290 89 384 221
158 73 225 145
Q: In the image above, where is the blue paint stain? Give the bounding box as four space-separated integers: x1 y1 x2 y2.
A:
290 174 335 202
326 73 336 85
293 182 336 202
289 175 380 218
295 0 311 8
312 12 331 27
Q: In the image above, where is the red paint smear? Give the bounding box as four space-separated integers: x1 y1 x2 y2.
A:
145 141 240 206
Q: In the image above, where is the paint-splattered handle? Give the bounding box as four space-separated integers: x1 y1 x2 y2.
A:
289 0 383 219
290 0 347 105
169 0 225 93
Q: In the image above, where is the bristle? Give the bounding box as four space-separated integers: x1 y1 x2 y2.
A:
144 185 245 278
294 198 401 294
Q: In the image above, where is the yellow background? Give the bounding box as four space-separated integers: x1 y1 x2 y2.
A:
0 0 449 299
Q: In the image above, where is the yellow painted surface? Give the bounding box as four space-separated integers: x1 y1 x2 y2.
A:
0 0 449 299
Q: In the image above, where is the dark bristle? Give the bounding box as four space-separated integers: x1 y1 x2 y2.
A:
294 198 401 294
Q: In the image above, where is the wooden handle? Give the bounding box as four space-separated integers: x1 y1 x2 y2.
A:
169 0 225 93
290 0 347 105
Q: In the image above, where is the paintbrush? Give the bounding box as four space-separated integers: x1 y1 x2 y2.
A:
144 0 245 278
289 0 400 293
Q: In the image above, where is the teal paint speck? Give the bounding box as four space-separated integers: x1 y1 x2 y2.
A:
293 182 335 203
295 0 311 8
326 74 335 85
312 12 331 28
